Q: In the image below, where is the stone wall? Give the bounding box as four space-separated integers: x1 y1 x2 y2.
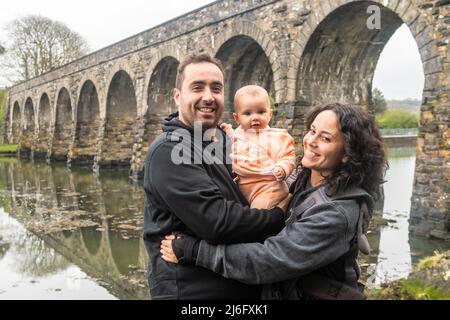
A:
409 0 450 240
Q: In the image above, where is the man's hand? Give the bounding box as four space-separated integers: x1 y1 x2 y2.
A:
161 235 179 263
272 165 286 181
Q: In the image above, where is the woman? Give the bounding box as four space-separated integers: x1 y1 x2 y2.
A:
161 103 387 299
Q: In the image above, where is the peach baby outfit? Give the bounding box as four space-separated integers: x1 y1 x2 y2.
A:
229 126 296 209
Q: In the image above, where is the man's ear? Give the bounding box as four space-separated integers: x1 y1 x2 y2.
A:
232 113 239 124
173 88 181 106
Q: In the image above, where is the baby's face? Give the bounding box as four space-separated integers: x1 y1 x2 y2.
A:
233 94 272 131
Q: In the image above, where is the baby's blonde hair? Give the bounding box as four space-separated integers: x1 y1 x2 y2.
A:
234 85 270 111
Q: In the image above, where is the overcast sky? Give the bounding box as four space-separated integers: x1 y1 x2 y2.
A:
0 0 424 99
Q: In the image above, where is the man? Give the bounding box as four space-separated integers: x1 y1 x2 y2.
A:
143 53 287 300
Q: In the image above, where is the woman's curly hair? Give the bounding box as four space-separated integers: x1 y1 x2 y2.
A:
296 103 388 201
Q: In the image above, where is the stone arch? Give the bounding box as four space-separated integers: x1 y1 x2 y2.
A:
36 93 52 156
52 87 73 161
290 0 435 106
215 34 275 122
213 20 284 105
11 102 21 144
291 0 448 238
73 79 101 165
142 55 180 156
142 45 181 116
21 97 35 151
102 69 137 167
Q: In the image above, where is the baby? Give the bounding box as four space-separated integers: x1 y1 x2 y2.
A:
221 85 296 209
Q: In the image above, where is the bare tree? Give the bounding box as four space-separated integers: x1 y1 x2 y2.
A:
2 15 89 82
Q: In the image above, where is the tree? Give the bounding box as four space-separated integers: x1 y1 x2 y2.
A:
371 88 387 115
2 15 89 82
0 89 6 131
0 44 4 55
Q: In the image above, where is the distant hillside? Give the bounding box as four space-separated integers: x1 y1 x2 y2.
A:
386 98 421 114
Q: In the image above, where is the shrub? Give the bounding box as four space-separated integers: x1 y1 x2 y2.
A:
376 109 419 129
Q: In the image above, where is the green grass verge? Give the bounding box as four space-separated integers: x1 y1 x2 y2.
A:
0 144 19 153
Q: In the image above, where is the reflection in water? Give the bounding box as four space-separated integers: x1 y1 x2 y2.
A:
109 232 140 275
0 160 148 299
0 209 70 277
81 226 102 256
0 208 115 299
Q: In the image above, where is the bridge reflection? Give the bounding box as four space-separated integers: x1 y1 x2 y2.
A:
0 160 148 299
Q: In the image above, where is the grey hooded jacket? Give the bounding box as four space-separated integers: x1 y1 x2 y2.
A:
195 184 374 299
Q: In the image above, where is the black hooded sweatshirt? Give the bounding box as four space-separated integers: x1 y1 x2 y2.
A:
143 113 286 299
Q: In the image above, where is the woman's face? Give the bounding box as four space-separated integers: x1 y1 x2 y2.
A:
301 110 346 178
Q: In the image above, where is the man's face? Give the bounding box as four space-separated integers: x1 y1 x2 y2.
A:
173 62 224 130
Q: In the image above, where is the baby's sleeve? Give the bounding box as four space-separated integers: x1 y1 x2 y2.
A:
274 132 296 178
221 123 235 138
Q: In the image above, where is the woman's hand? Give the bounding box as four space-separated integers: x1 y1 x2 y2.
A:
161 235 179 264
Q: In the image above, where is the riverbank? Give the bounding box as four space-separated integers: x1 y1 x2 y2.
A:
0 144 18 157
366 250 450 300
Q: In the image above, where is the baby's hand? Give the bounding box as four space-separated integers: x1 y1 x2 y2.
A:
272 166 286 181
220 123 234 136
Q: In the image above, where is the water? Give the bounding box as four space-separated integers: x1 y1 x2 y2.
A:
0 147 448 299
0 211 115 299
0 161 148 299
371 147 450 286
374 147 416 285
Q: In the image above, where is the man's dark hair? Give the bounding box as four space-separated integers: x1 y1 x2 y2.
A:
296 103 388 200
175 53 224 89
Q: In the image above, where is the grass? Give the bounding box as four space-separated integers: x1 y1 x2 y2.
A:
401 279 450 300
417 251 448 272
0 144 19 153
0 157 18 163
366 250 450 300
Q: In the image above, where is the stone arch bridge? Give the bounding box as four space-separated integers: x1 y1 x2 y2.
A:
3 0 449 239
